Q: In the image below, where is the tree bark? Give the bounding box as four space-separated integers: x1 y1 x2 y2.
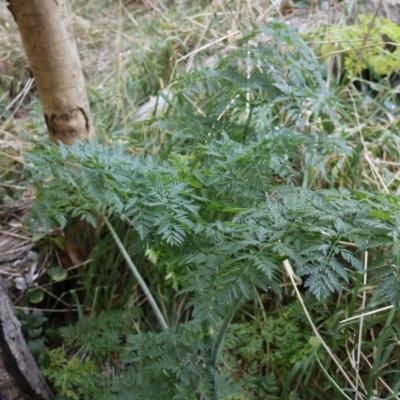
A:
7 0 95 145
0 1 96 398
0 280 54 400
7 0 95 265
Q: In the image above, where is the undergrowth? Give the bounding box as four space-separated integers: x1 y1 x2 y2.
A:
22 19 400 400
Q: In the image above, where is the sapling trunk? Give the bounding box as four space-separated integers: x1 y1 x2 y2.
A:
7 0 95 145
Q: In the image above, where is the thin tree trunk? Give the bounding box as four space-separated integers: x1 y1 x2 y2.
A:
7 0 95 145
7 0 95 265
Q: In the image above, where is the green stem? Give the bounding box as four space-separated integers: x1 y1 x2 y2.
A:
103 215 168 330
314 353 352 400
210 296 243 400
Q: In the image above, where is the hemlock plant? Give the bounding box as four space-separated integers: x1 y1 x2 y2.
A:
26 22 400 399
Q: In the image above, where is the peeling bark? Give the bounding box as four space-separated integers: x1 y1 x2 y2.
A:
7 0 95 144
0 280 54 400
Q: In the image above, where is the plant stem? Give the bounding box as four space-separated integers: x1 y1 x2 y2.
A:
210 296 243 400
314 353 352 400
103 215 169 330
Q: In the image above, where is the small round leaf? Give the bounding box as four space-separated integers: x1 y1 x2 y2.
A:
28 288 44 304
47 266 68 282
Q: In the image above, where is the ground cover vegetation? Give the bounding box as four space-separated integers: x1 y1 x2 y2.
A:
1 0 400 399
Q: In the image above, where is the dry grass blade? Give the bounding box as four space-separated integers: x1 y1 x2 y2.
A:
355 252 368 398
348 91 390 194
360 352 400 400
283 259 363 398
340 305 394 324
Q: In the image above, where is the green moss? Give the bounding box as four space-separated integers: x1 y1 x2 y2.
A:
311 15 400 76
